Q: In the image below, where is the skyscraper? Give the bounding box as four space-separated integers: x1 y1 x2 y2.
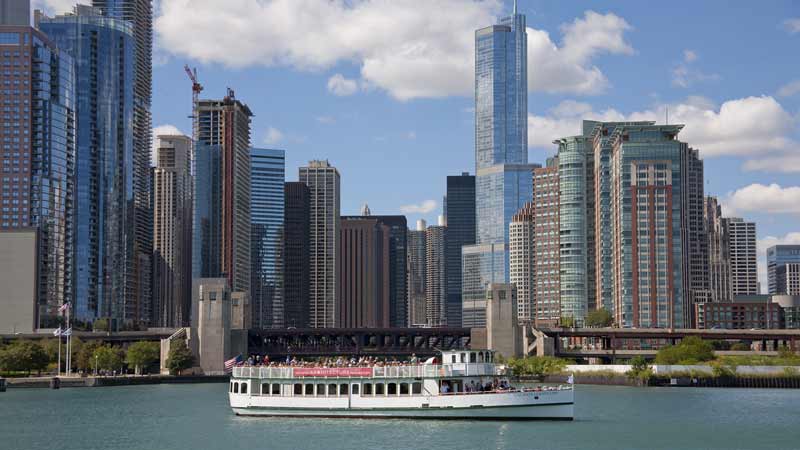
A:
509 203 534 322
152 135 192 327
39 6 134 325
532 158 560 325
445 173 475 327
775 263 800 295
767 245 800 295
726 218 758 296
683 148 709 318
91 0 154 327
407 220 427 327
463 5 537 327
283 182 310 328
1 9 76 328
193 90 253 298
338 217 390 328
705 196 732 302
426 219 447 327
250 148 285 329
299 160 340 328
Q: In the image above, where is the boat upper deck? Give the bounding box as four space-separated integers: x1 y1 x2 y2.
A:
233 363 499 380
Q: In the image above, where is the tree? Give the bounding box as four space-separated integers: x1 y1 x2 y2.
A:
126 341 160 375
93 345 124 373
166 340 195 375
93 318 110 332
560 316 575 328
585 308 613 328
655 336 714 365
507 356 568 379
75 340 102 372
0 341 49 375
627 355 653 382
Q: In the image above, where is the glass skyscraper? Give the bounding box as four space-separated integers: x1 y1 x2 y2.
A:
250 148 285 329
767 245 800 295
445 173 475 327
462 6 537 326
39 6 134 324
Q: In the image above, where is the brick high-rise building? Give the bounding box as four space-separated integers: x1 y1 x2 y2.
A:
532 158 560 325
407 220 427 327
283 182 309 328
509 202 534 322
338 217 390 328
425 219 447 327
726 218 758 296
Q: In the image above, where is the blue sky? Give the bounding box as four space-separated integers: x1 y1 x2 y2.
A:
35 0 800 286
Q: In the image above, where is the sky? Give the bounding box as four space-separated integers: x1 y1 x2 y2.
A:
34 0 800 289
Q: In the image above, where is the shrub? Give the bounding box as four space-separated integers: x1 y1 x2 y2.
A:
507 356 568 378
166 341 194 375
585 308 614 328
655 336 714 365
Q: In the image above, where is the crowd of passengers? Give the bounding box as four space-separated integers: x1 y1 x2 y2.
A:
240 354 425 368
440 378 512 394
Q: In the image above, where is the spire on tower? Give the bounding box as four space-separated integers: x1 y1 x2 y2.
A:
361 203 371 216
513 0 517 15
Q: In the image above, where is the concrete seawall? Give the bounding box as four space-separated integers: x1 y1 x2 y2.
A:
5 375 229 389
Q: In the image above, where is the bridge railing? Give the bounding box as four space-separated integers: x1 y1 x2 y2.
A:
232 363 497 379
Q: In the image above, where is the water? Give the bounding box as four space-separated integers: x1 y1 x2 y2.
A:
1 383 798 450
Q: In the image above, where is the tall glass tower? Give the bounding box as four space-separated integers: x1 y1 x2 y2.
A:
462 5 538 326
39 6 134 324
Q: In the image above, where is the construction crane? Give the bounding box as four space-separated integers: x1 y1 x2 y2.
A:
184 64 203 106
184 65 203 172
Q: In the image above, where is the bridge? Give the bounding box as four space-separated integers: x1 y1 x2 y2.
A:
526 327 800 361
247 327 472 358
0 329 178 346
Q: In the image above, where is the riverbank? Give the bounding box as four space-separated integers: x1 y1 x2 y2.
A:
3 374 228 389
538 373 800 388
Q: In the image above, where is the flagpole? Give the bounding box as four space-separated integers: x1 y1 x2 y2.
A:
66 305 71 376
57 328 62 376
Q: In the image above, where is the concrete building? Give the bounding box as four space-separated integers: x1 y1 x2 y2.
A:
338 218 391 328
0 229 37 333
695 296 782 330
283 182 309 328
191 278 232 375
231 291 250 331
485 283 522 358
193 90 253 299
775 263 800 296
464 5 538 328
1 10 75 328
91 0 155 329
152 135 193 327
532 158 560 326
767 245 800 295
426 218 447 327
705 196 731 302
39 7 134 325
444 173 475 327
726 218 758 296
299 160 340 328
250 148 285 329
509 202 534 322
343 212 408 328
407 220 427 327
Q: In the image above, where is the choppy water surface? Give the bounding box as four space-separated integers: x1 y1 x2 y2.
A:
1 383 797 450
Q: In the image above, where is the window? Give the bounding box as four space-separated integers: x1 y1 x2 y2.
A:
241 383 247 394
233 382 239 394
460 353 465 363
261 383 270 395
316 384 326 396
294 383 302 395
272 384 281 395
340 383 349 395
352 384 360 395
363 383 373 395
412 382 422 394
451 355 456 363
329 383 338 396
230 383 235 393
388 383 397 395
400 383 410 395
375 383 385 395
304 384 314 396
470 353 477 363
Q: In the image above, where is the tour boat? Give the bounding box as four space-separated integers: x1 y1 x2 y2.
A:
229 350 574 420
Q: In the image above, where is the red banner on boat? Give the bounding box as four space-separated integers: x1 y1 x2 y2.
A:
293 367 373 377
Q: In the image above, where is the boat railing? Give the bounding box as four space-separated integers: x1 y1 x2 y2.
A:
232 363 498 379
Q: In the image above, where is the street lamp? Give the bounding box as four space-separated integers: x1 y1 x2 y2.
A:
94 355 98 376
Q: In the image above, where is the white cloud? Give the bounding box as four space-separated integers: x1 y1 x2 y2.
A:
742 154 800 174
778 79 800 97
724 184 800 216
326 74 358 96
671 50 719 88
264 127 284 145
528 96 798 172
400 200 437 214
757 232 800 292
316 116 336 124
151 124 185 166
406 131 417 140
783 18 800 34
31 0 76 15
155 2 633 100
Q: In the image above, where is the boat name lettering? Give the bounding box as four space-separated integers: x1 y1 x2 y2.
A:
292 367 374 377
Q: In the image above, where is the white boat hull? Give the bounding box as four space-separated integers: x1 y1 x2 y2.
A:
232 403 573 420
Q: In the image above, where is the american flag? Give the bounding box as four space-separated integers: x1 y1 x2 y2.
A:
224 355 242 373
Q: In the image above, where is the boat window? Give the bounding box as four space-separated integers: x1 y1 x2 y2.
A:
294 383 302 395
400 383 410 395
230 383 234 393
352 384 360 395
470 352 477 363
233 382 239 394
304 384 314 396
316 384 326 396
460 353 465 363
241 383 248 394
412 382 422 394
388 383 397 395
375 383 385 395
340 383 348 395
451 355 456 363
363 383 373 395
261 383 270 395
487 353 493 363
478 352 484 363
271 384 281 395
329 383 338 396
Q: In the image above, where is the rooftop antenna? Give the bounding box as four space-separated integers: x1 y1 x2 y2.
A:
513 0 517 15
665 106 669 125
